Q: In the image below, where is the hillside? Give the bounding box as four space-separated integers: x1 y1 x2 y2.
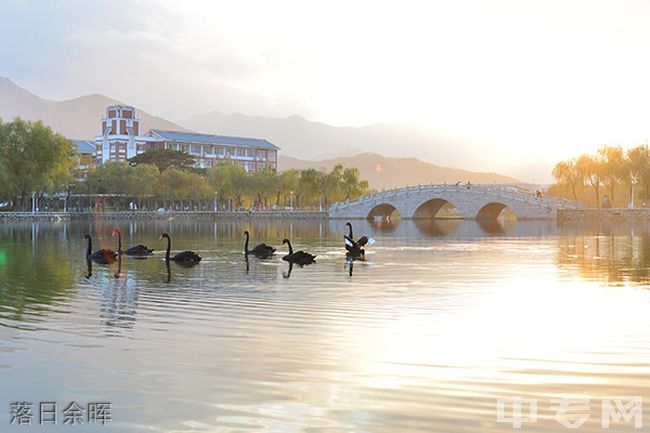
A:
0 77 186 139
279 153 519 189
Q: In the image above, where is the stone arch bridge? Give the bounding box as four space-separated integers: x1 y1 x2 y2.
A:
329 184 581 220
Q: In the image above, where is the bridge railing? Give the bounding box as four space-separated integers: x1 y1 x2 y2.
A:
329 184 583 211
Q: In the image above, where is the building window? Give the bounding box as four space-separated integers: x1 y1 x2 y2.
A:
245 149 253 157
205 145 214 155
226 147 235 156
191 145 202 154
268 151 277 161
236 148 246 157
257 150 266 160
215 146 224 155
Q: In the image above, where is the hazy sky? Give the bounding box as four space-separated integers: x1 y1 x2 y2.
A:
2 0 650 180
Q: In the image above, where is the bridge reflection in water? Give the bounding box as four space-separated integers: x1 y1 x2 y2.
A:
342 218 557 238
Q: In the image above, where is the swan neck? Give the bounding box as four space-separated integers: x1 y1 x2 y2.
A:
287 241 293 255
348 224 353 239
244 232 249 253
86 237 92 256
165 236 171 260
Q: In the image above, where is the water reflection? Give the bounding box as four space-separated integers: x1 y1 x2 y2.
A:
414 218 461 236
558 222 650 285
85 259 92 279
283 262 293 278
4 219 650 432
476 217 515 234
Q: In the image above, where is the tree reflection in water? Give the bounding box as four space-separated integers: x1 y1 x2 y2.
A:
557 222 650 285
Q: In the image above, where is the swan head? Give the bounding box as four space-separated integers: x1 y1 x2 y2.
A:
159 232 170 240
84 234 90 240
345 222 351 227
282 238 290 245
111 229 121 236
243 230 249 236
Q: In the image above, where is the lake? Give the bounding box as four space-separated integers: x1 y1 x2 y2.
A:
1 218 650 432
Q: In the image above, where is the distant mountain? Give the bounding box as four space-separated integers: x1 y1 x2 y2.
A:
181 110 478 163
0 77 186 139
279 153 519 189
0 76 522 184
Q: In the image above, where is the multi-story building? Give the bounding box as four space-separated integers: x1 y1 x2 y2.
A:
93 105 279 172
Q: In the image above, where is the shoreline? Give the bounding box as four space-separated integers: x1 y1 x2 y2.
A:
0 210 329 222
558 208 650 223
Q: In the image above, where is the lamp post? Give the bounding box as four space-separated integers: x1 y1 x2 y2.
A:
290 191 294 211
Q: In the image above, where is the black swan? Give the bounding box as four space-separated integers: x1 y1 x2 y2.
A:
84 234 118 264
160 233 201 264
281 239 316 266
112 229 154 256
244 230 276 258
344 222 374 259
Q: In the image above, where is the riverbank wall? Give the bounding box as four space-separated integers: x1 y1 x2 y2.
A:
558 208 650 223
0 211 328 222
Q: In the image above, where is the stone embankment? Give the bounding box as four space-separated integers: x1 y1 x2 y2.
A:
558 208 650 223
0 211 328 222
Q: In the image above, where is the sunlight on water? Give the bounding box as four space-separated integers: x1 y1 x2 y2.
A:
1 219 650 432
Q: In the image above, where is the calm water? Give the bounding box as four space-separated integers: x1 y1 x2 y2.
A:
1 218 650 432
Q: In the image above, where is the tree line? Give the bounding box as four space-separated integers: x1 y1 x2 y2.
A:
77 159 369 211
551 144 650 208
0 118 370 211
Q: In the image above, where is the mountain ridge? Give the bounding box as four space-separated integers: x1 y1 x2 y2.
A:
279 153 519 189
0 77 187 138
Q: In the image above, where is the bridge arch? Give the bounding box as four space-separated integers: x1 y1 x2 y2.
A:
476 202 515 220
367 203 401 220
413 198 463 219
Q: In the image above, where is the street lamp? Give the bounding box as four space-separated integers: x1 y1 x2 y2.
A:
290 191 294 211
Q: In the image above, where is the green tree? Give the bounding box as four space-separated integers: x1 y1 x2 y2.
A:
128 163 159 208
278 169 300 208
86 161 132 194
251 167 278 208
207 163 248 209
128 148 195 172
0 118 77 210
157 168 211 204
298 168 323 209
341 167 369 201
